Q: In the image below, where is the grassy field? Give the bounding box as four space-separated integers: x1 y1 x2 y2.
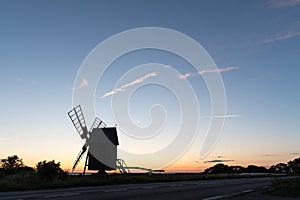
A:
267 177 300 197
0 173 282 192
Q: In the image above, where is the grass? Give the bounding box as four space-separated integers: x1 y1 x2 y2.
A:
0 173 283 192
267 177 300 197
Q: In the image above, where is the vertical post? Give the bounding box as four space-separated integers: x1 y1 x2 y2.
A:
83 153 88 175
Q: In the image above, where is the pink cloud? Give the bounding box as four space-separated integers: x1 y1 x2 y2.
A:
101 72 157 99
263 31 300 43
69 78 88 90
212 114 240 118
0 137 17 142
200 114 240 119
269 0 300 7
179 72 192 79
179 66 238 79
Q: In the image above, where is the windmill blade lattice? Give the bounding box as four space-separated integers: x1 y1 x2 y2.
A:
68 105 88 139
89 117 106 132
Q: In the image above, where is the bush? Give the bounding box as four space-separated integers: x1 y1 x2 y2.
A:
0 168 5 178
287 158 300 175
204 164 234 174
36 160 67 181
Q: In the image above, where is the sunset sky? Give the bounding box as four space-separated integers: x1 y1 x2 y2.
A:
0 0 299 172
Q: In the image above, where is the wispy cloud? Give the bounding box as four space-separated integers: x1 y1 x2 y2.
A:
16 76 36 85
204 159 234 163
263 31 300 44
262 154 277 157
269 0 300 7
179 67 238 79
201 114 240 119
212 114 240 118
0 137 17 142
101 72 158 99
69 78 88 90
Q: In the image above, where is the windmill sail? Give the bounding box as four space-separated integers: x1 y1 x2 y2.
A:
68 105 88 139
89 117 106 132
72 144 88 172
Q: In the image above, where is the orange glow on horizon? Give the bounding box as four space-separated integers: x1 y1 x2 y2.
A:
2 150 299 174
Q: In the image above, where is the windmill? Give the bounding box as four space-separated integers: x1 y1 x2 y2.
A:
68 105 119 175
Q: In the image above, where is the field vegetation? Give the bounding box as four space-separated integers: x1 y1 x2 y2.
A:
0 155 299 192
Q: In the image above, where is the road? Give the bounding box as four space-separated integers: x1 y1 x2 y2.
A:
0 177 289 200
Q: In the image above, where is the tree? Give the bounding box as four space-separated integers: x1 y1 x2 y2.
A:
246 165 268 173
230 165 245 174
204 164 234 174
287 158 300 175
36 160 66 181
269 163 288 174
0 155 24 174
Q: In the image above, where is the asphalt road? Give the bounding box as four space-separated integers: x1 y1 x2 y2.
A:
0 177 287 200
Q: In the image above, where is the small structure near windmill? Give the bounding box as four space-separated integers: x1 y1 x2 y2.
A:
68 105 123 174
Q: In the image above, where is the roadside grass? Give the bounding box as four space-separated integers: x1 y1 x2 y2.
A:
267 177 300 197
0 173 281 192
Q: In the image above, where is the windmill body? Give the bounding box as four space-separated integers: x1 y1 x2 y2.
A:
87 127 119 171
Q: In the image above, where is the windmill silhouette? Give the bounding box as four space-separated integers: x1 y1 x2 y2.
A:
68 105 119 174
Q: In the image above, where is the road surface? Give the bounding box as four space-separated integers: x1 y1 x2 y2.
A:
0 177 291 200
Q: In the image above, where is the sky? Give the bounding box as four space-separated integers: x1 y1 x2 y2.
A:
0 0 299 172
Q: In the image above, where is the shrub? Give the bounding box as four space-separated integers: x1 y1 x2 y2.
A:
36 160 67 181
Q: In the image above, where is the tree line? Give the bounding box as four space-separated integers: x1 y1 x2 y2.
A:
1 155 299 179
203 157 300 175
0 155 67 181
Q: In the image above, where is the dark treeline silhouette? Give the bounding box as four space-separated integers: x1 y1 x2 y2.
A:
203 164 269 174
1 155 300 179
0 155 66 181
203 157 300 175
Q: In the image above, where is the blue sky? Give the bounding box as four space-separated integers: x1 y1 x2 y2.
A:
0 0 299 171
